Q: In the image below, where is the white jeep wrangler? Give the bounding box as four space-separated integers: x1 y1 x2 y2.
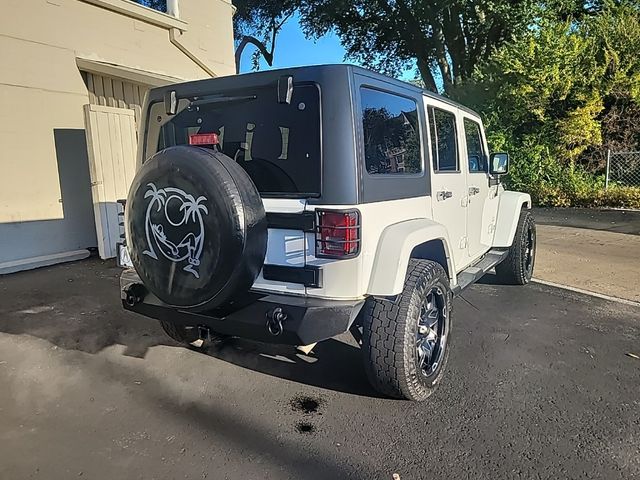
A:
120 65 535 401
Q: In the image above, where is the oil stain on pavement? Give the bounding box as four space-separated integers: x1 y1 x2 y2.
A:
290 395 322 414
290 395 324 434
295 422 316 434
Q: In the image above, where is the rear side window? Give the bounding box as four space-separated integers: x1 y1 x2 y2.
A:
360 87 422 175
149 84 321 197
463 118 487 172
428 107 459 172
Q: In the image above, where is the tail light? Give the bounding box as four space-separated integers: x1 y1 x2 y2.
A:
189 132 219 146
315 209 360 258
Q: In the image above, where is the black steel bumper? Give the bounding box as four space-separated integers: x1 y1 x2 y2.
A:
120 269 364 345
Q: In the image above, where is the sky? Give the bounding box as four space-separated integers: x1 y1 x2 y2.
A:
238 15 349 72
238 15 417 81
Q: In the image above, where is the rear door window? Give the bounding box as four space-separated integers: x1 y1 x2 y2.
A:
148 84 321 197
360 87 422 175
428 107 459 172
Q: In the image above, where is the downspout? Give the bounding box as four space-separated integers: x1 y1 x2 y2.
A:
166 0 179 17
166 0 216 78
170 28 217 78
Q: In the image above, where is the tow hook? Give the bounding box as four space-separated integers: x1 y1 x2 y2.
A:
266 307 287 336
124 283 146 307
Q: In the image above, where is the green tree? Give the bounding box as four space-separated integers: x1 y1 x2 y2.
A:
457 21 604 163
456 3 640 206
233 0 538 93
583 3 640 167
461 3 640 162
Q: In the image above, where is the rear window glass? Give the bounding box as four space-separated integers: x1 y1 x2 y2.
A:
147 84 321 197
360 87 422 175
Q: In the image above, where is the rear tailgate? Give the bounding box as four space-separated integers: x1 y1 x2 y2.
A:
250 198 310 295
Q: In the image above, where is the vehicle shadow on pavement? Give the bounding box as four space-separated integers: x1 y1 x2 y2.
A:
0 306 381 397
0 304 173 358
475 272 504 286
196 336 384 398
0 266 171 360
0 258 381 397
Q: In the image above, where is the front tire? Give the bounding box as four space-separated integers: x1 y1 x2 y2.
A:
361 260 452 401
495 209 536 285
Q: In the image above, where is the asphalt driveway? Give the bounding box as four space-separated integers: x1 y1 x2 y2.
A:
533 207 640 236
1 259 639 479
533 208 640 302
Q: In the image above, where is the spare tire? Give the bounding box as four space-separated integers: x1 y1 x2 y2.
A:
126 146 267 311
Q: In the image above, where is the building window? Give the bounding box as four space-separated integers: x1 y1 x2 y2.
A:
360 87 422 175
131 0 167 13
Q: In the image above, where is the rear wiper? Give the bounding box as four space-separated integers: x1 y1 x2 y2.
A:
189 95 257 108
164 90 257 115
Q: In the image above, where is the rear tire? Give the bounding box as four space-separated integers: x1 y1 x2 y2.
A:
495 210 536 285
361 260 452 401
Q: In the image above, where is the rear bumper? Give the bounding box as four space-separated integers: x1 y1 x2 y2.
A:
120 270 364 345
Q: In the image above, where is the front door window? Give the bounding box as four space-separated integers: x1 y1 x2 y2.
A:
463 118 487 173
463 116 499 259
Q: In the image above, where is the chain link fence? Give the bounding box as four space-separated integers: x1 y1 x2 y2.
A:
606 150 640 188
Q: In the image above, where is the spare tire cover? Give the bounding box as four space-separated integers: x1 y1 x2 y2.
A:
126 146 267 310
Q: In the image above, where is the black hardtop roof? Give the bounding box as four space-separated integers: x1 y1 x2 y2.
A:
157 64 481 119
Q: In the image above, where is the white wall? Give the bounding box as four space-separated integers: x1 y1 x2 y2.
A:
0 0 236 270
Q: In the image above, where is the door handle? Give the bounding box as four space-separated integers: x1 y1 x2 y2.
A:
436 190 453 201
468 186 480 196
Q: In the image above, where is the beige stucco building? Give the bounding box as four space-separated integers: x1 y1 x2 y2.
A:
0 0 236 273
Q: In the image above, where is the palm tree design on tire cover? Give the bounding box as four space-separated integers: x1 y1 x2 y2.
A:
143 183 209 278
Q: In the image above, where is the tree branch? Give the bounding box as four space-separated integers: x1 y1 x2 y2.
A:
441 5 468 83
433 23 454 93
275 11 294 30
394 0 441 91
235 35 274 73
417 56 438 92
234 10 294 74
481 19 505 61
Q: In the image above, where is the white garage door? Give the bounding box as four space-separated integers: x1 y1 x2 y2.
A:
83 104 137 259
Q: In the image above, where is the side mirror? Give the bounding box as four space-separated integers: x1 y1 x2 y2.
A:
490 152 509 175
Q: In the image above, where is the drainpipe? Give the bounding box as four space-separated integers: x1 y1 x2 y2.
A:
170 28 217 78
167 0 216 78
166 0 179 18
